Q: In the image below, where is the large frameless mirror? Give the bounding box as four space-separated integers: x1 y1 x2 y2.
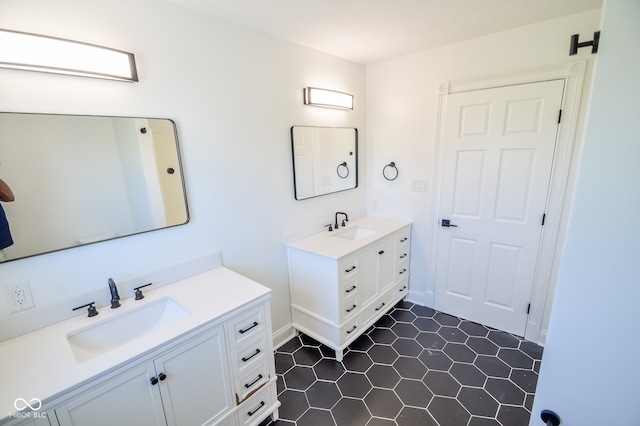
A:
0 112 189 262
290 126 358 200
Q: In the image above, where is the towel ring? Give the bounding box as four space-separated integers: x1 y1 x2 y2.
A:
337 162 350 179
383 162 398 181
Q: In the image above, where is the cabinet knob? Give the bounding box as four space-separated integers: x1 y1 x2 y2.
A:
158 373 167 381
150 377 159 385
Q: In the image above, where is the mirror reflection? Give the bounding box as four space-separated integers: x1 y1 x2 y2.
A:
0 112 189 262
291 126 358 200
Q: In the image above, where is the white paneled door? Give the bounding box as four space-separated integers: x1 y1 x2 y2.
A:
435 80 564 336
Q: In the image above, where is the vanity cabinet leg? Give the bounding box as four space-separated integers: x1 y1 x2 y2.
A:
335 349 344 362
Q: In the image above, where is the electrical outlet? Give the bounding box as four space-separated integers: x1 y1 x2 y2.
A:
5 281 35 313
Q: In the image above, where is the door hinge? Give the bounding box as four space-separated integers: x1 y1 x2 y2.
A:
541 213 546 226
527 303 531 314
558 109 563 124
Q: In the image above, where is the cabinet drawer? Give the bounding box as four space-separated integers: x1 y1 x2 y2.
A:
340 257 359 281
341 291 359 322
341 317 360 342
361 290 395 326
237 385 274 426
397 229 410 246
397 247 410 263
234 360 270 404
397 263 409 279
232 336 267 375
396 278 409 298
228 306 267 349
342 279 359 297
396 229 411 253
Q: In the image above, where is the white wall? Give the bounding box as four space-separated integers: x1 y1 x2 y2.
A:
365 9 602 337
0 0 366 342
531 0 640 424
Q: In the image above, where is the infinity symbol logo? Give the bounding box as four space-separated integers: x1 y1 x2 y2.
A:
14 398 42 411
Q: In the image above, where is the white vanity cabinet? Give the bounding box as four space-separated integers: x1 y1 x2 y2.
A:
49 303 277 426
287 218 412 361
55 325 232 426
0 264 279 426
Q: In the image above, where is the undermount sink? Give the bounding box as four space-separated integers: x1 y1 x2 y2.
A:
67 297 190 363
331 225 378 241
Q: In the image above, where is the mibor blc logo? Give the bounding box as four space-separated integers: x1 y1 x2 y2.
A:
11 397 48 419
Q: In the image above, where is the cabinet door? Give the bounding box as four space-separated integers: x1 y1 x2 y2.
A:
359 237 396 307
358 247 378 307
155 326 233 426
376 237 396 293
55 364 166 426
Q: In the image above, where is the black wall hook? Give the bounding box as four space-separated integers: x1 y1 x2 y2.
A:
570 31 600 55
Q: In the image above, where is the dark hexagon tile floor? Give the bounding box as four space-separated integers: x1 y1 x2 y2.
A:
264 301 542 426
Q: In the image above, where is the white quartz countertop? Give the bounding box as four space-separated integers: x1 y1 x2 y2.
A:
0 266 271 420
286 216 412 259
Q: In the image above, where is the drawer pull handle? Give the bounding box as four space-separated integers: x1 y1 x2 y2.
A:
248 401 266 416
242 348 261 362
346 285 357 293
400 285 407 291
399 268 407 275
400 253 407 259
239 321 259 334
375 302 386 311
345 266 357 273
346 304 357 313
346 325 357 334
400 237 408 242
245 374 263 389
378 250 385 255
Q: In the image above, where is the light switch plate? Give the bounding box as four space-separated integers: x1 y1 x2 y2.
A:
410 179 428 192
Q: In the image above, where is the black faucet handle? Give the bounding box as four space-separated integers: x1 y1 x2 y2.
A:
341 219 347 227
73 302 98 317
134 283 153 300
325 224 333 232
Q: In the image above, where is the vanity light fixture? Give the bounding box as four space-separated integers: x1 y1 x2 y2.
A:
0 29 138 82
304 87 353 110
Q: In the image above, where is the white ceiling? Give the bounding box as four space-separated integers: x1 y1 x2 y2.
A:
167 0 602 64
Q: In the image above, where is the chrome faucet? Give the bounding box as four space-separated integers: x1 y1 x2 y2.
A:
108 278 121 309
335 212 349 229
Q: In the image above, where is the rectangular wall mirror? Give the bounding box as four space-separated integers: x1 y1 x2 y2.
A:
291 126 358 200
0 112 189 262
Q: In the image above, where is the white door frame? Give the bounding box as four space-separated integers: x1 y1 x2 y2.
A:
429 61 588 345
